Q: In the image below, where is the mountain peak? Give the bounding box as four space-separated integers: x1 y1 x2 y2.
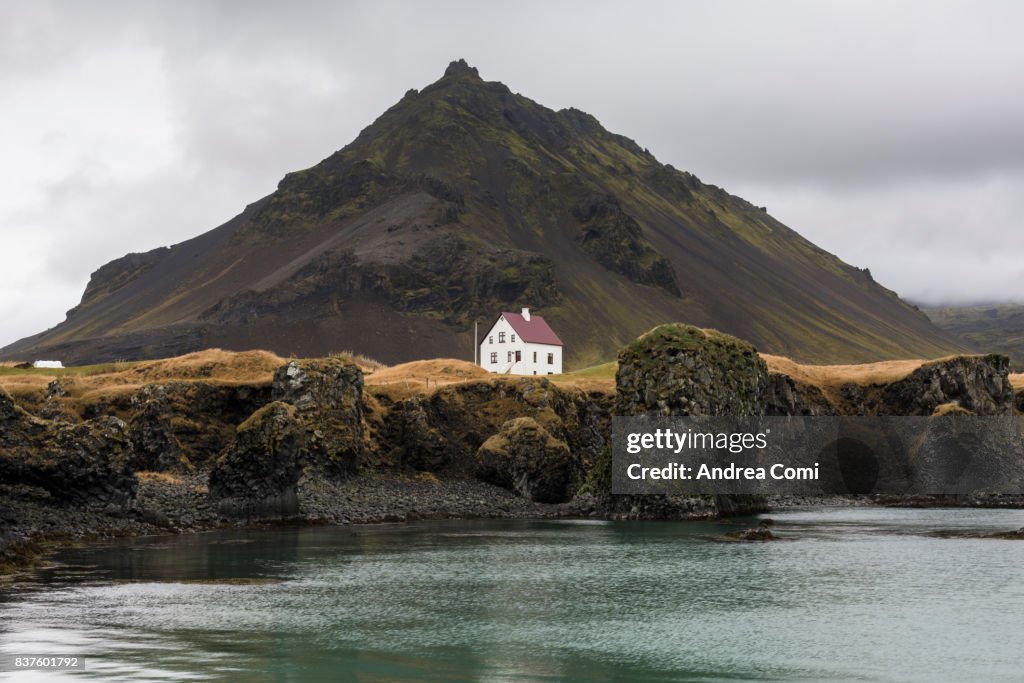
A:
1 60 967 367
443 58 480 79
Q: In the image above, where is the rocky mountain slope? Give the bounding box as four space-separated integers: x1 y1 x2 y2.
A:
3 60 964 367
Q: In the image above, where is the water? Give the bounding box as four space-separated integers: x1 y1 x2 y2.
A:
2 508 1024 681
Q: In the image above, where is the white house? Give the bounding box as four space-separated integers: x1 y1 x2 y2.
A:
479 308 563 375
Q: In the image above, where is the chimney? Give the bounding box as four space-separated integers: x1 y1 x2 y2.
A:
521 307 531 321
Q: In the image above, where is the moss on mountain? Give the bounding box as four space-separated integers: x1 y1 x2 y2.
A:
5 59 966 368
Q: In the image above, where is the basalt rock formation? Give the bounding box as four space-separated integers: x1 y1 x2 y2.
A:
802 355 1018 417
271 359 365 476
476 417 577 504
0 326 1019 532
615 324 770 417
375 377 610 483
608 323 774 517
876 355 1015 416
0 388 135 506
208 402 304 519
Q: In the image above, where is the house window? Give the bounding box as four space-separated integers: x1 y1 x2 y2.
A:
511 333 516 343
498 331 506 343
489 336 493 344
533 351 537 362
507 351 513 362
489 352 497 363
547 353 554 365
515 350 521 362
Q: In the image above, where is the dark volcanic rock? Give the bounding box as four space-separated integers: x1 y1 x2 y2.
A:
766 372 835 416
908 414 1024 494
609 324 771 517
986 527 1024 539
201 235 561 331
476 417 576 503
720 526 778 541
0 388 136 506
128 386 186 472
876 355 1014 416
377 378 610 481
571 194 680 296
272 358 365 476
615 324 769 416
208 402 303 519
387 396 453 471
125 382 271 472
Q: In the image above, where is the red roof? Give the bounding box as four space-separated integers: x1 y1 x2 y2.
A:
500 311 563 346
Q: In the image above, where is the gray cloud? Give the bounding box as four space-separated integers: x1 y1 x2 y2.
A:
3 0 1023 347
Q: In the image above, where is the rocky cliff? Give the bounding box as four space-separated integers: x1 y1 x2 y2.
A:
1 325 1019 566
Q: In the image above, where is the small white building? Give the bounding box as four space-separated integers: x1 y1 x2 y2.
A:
479 308 563 375
32 360 64 369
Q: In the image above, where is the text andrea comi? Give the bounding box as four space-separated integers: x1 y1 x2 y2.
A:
626 462 819 481
624 428 818 481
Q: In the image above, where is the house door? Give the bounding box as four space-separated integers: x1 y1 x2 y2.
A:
515 351 521 362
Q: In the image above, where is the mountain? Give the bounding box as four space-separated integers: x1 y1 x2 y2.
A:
3 60 966 367
924 304 1024 370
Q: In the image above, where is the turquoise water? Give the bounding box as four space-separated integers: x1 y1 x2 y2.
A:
2 508 1024 681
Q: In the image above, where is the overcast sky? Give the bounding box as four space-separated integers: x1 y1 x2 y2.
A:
3 0 1023 348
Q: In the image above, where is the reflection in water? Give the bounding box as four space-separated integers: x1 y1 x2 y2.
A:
2 510 1024 681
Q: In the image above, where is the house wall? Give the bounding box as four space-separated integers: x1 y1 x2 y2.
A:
479 316 563 375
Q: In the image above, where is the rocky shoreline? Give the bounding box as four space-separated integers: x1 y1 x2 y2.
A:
0 473 558 577
4 323 1024 577
7 478 1024 579
1 472 718 578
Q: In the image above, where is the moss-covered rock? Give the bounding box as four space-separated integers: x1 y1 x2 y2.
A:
0 387 136 507
376 377 610 480
386 396 453 471
609 324 770 517
208 402 303 519
765 372 835 416
125 382 270 472
615 324 769 416
877 355 1015 416
272 358 365 476
476 417 576 503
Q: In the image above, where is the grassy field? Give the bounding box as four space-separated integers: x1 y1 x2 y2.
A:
4 348 1016 413
0 350 285 405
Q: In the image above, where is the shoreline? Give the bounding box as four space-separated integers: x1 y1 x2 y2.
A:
6 472 1024 580
0 472 590 580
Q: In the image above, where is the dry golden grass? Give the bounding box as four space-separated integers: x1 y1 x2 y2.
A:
367 359 490 399
932 402 972 416
760 354 927 388
548 375 615 394
550 355 935 398
128 349 284 382
0 349 284 411
136 471 184 485
1010 374 1024 391
330 350 387 372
